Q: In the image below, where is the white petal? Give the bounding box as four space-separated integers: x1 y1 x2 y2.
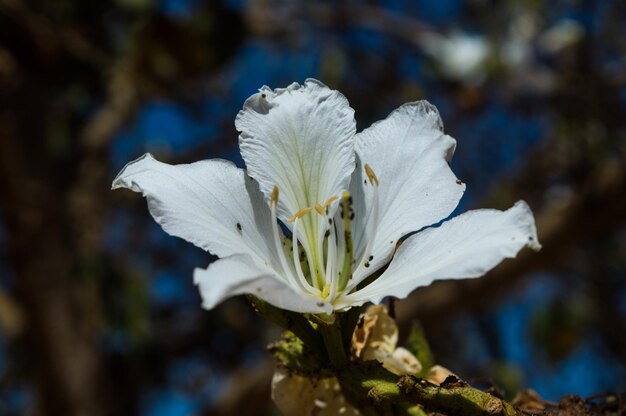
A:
194 254 331 313
112 153 277 266
339 201 541 307
351 101 465 281
236 79 356 223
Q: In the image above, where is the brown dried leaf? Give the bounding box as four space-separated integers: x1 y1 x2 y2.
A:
352 305 422 375
271 368 360 416
426 365 457 386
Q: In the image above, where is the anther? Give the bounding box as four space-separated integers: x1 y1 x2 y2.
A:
271 185 279 206
314 203 325 215
322 195 338 207
288 207 313 222
364 163 379 186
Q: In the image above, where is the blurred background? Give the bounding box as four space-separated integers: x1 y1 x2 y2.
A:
1 0 625 415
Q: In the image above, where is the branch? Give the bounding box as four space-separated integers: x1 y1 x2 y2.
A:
340 361 517 416
0 0 109 67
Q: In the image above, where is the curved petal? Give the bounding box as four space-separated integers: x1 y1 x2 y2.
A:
112 153 278 267
338 201 541 307
194 255 331 313
236 79 356 223
350 101 465 283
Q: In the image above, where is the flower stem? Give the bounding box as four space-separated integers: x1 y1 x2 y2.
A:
318 320 347 368
247 296 323 351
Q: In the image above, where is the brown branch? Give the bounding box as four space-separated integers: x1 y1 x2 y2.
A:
0 0 109 67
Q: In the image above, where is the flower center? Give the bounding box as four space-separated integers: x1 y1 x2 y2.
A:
269 164 380 305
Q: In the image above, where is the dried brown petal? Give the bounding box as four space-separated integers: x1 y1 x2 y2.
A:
426 365 457 385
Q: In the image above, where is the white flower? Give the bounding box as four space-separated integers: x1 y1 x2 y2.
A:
112 79 541 314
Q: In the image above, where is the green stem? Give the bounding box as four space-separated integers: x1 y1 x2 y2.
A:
318 320 347 368
247 296 323 351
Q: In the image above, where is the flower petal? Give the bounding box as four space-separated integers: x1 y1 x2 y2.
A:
350 101 465 282
236 79 356 223
112 153 277 266
194 254 331 313
339 201 541 307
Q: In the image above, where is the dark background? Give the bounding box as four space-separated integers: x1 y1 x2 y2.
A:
1 0 625 415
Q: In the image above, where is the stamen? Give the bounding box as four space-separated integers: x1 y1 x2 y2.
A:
271 185 279 205
316 212 328 286
364 163 379 187
313 195 338 216
345 163 381 292
288 206 313 223
335 214 346 276
291 218 318 295
269 186 296 285
337 191 353 290
322 195 339 207
324 225 333 284
327 220 340 301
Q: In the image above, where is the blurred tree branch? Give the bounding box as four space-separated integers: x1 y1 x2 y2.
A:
0 289 24 337
0 0 109 67
0 2 172 415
